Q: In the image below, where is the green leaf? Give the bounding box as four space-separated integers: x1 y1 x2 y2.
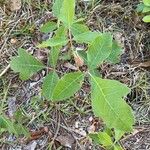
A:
49 46 61 68
10 48 45 80
55 26 67 39
40 21 57 33
114 129 125 141
89 131 113 147
38 26 67 48
143 15 150 22
59 0 75 27
37 37 68 48
87 33 112 69
143 0 150 6
0 116 29 137
73 31 101 43
52 0 64 17
14 124 30 137
142 6 150 12
106 40 123 64
91 76 134 132
136 3 144 12
71 23 89 36
52 72 84 101
114 144 124 150
42 72 59 100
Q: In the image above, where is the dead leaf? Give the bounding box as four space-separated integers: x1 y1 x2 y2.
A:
74 52 84 67
9 0 21 11
29 127 50 141
132 60 150 69
64 62 78 70
55 135 75 148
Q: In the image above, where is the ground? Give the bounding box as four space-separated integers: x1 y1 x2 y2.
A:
0 0 150 150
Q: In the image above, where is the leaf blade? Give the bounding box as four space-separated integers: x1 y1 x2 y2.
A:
73 31 101 43
91 76 134 132
59 0 75 27
106 40 123 64
40 21 57 33
87 33 112 69
52 0 64 17
143 15 150 22
52 72 84 101
42 72 59 100
10 48 45 80
143 0 150 6
71 23 89 37
49 46 61 68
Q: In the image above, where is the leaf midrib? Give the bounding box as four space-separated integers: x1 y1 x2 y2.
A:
91 76 130 131
88 38 105 68
53 73 83 99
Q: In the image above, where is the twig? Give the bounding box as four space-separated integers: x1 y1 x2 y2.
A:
0 64 10 78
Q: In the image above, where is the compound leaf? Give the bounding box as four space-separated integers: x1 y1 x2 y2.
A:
10 48 45 80
91 76 134 132
59 0 75 27
52 72 84 101
87 33 112 69
42 72 59 100
40 21 57 33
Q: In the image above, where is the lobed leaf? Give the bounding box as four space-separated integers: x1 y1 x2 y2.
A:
91 76 134 132
87 33 112 69
52 72 84 101
10 48 45 80
42 72 59 100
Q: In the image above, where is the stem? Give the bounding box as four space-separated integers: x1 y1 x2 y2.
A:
68 28 73 51
0 64 10 78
